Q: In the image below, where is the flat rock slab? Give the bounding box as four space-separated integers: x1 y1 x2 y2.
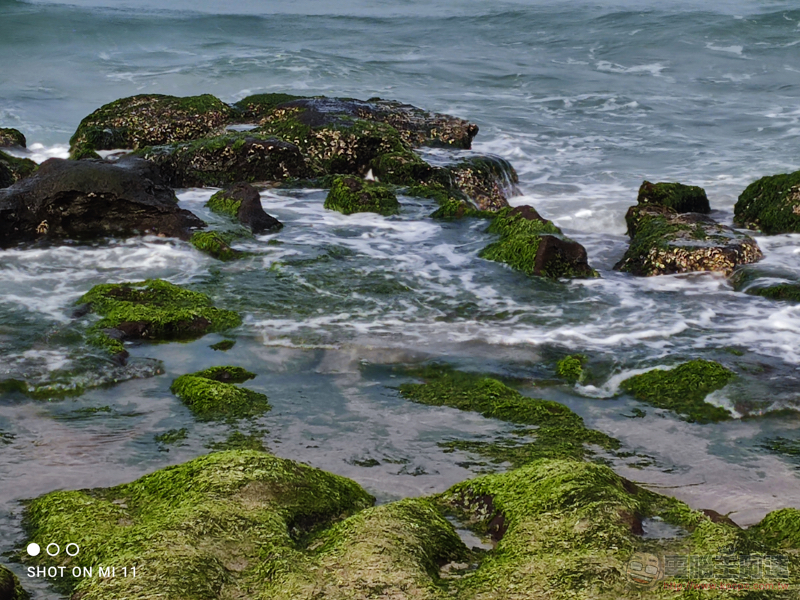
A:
0 156 204 247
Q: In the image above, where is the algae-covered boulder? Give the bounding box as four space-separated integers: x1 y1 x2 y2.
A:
207 183 283 233
0 156 203 247
636 180 710 214
735 170 800 234
170 366 270 420
0 565 29 600
324 175 400 216
239 94 478 149
556 354 587 384
730 266 800 303
0 149 36 189
439 155 516 212
0 128 26 148
69 94 234 157
23 451 375 600
397 364 618 466
136 134 308 188
615 205 762 276
190 231 241 261
77 279 241 361
479 205 597 279
620 359 734 423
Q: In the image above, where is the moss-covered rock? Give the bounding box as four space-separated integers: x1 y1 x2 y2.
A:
615 205 762 276
136 134 308 188
77 279 241 361
620 359 734 423
637 180 710 214
22 451 375 600
190 231 241 261
0 149 36 189
479 206 597 279
556 354 587 384
439 155 517 212
735 170 800 234
0 565 29 600
170 366 269 420
207 183 283 233
0 156 203 247
324 175 399 216
69 94 234 157
0 127 26 148
746 283 800 303
397 364 618 467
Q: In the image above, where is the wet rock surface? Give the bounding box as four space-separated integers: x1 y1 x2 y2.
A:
0 128 26 148
735 169 800 234
0 149 36 189
0 156 203 247
207 183 283 233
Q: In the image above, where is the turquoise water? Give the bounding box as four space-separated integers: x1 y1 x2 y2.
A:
1 1 800 596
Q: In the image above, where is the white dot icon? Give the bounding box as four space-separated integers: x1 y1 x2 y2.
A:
26 543 41 557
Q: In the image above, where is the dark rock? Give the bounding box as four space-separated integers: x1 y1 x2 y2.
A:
137 134 308 188
615 205 762 276
0 128 26 148
0 156 204 247
0 564 28 600
437 155 517 212
324 176 399 216
534 235 595 278
0 150 37 189
637 180 710 215
69 94 234 157
700 509 741 529
207 183 282 234
735 170 800 234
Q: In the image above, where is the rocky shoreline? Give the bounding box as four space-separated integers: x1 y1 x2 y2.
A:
1 93 800 598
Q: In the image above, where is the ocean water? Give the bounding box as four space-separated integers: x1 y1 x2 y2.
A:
1 0 800 595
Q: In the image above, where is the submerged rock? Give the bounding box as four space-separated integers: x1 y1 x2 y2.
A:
0 149 36 189
190 230 241 261
0 157 204 247
636 180 710 214
69 93 234 157
136 134 308 188
735 170 800 234
438 155 516 212
731 266 800 303
0 565 28 600
555 354 587 384
324 175 400 216
170 366 270 420
207 183 283 233
0 128 26 148
77 279 241 361
615 205 762 276
620 359 734 423
479 205 597 279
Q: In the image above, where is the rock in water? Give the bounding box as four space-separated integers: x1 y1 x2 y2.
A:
735 170 800 234
0 128 26 148
324 175 400 216
636 180 710 214
0 157 204 247
0 565 28 600
479 205 597 279
0 150 36 189
207 182 283 233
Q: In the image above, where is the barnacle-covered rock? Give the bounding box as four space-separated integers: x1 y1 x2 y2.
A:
0 128 26 148
69 94 234 158
735 170 800 234
0 156 203 247
615 205 762 276
479 205 597 279
324 175 399 216
0 149 36 189
136 134 308 188
207 183 283 233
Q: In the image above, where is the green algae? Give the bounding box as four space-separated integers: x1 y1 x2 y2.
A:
486 207 561 238
190 231 241 261
78 279 241 359
747 283 800 303
170 366 268 421
233 93 305 119
480 233 544 274
206 430 268 452
210 339 236 351
759 437 800 469
207 188 243 218
620 360 734 423
637 181 710 214
0 149 36 187
735 170 800 234
371 150 434 185
556 354 587 384
397 364 619 467
748 508 800 549
324 175 400 216
23 451 375 600
154 428 188 449
0 565 29 600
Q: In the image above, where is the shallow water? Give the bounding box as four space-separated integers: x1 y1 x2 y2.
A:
2 0 800 596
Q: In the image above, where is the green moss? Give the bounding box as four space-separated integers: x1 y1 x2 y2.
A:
748 508 800 549
637 181 710 214
760 437 800 468
479 233 543 275
78 279 241 358
206 189 243 218
486 207 561 237
69 144 102 160
735 170 800 234
0 127 26 147
397 365 618 467
210 339 236 351
154 428 188 446
266 498 467 599
190 231 241 261
233 93 304 118
556 354 587 384
747 283 800 302
170 367 268 421
206 430 267 452
192 365 256 383
23 451 374 600
620 360 734 423
0 565 29 600
324 175 399 216
0 149 37 185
